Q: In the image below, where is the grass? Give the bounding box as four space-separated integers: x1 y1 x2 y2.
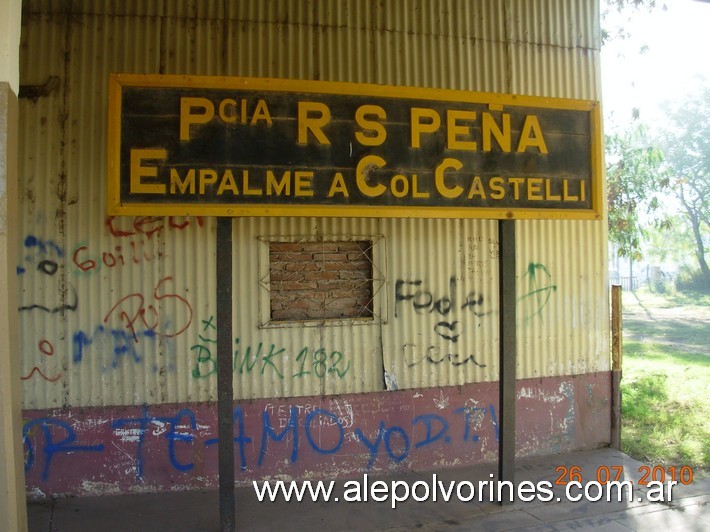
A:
620 288 710 476
635 288 710 310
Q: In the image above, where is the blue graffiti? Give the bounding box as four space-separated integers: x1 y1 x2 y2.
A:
73 326 156 366
383 426 410 462
353 422 385 468
305 409 344 455
258 406 299 466
248 403 497 469
111 406 197 479
205 407 253 471
72 325 174 372
17 235 78 313
23 235 64 256
25 403 500 482
412 414 450 448
23 418 104 480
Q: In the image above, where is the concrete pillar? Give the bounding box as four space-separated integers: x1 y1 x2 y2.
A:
0 0 27 531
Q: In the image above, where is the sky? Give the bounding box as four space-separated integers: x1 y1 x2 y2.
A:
601 0 710 132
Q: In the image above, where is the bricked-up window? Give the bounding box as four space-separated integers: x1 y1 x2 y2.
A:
268 240 375 322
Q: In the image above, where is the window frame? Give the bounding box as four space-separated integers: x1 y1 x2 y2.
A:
257 234 387 329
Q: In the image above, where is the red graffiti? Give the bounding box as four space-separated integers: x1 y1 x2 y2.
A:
72 240 158 274
106 216 204 239
103 276 193 342
21 367 62 383
38 339 54 356
21 340 63 382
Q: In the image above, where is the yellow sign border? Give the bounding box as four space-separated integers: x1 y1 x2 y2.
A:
107 73 603 220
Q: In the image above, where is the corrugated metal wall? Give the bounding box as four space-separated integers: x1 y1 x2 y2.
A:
18 0 607 410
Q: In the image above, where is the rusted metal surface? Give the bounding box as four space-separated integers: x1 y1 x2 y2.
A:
16 0 608 499
18 1 606 410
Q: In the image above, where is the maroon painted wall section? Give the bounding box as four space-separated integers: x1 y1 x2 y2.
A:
23 372 610 499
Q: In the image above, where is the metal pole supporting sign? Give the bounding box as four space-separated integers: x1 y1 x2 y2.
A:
498 219 517 504
216 217 235 531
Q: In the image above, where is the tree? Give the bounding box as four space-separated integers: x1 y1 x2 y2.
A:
601 0 673 261
606 124 669 260
644 214 695 266
659 86 710 289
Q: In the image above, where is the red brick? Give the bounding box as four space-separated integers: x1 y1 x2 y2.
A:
269 239 374 322
273 281 318 291
284 262 320 271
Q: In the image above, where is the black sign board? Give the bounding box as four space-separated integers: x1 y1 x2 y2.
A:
108 74 602 219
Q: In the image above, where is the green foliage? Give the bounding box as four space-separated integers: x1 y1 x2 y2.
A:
643 214 695 265
606 125 669 260
650 277 674 295
676 266 710 294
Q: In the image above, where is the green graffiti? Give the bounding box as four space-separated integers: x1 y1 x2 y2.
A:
190 316 350 380
519 262 557 321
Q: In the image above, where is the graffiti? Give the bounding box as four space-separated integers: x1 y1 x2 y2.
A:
263 401 356 432
21 374 602 498
18 235 75 384
461 235 500 260
204 407 253 471
395 263 557 323
257 407 299 465
290 345 351 379
395 276 489 368
21 339 63 382
433 389 450 410
64 216 206 275
232 338 288 378
191 317 351 380
103 276 193 342
21 367 62 383
17 235 78 313
23 418 104 481
395 262 557 368
519 262 557 321
106 215 204 239
455 404 499 443
72 240 158 275
394 276 488 320
403 344 487 369
111 406 202 478
266 401 492 468
22 400 498 483
72 325 172 371
190 316 218 378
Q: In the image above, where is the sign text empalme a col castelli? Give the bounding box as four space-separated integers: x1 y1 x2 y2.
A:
108 74 602 219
